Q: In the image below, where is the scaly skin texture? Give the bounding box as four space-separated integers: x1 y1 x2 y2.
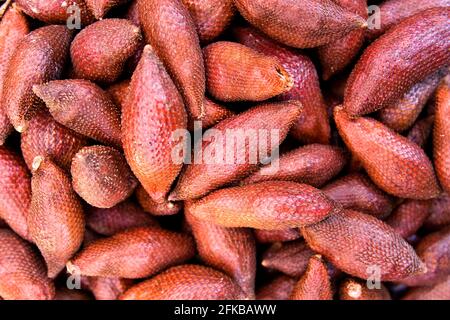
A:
187 98 234 131
241 144 346 188
170 101 302 200
254 228 300 244
386 200 431 239
425 193 450 230
203 41 293 102
20 109 88 171
317 0 368 80
0 147 31 241
0 229 54 300
83 277 133 300
233 26 330 144
185 181 336 230
120 264 245 300
70 19 142 84
68 227 195 278
135 185 181 216
0 5 29 144
71 146 138 208
301 209 425 281
85 0 130 19
122 45 187 204
181 0 235 43
106 80 130 110
256 275 296 300
402 276 450 300
234 0 366 48
339 278 391 300
322 173 394 219
138 0 205 118
407 115 435 148
344 8 450 116
3 25 73 132
289 255 333 300
28 157 85 278
185 209 256 298
334 106 441 199
34 80 122 148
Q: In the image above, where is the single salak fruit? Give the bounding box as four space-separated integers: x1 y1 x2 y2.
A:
122 45 187 204
289 255 333 300
0 5 29 145
402 276 450 300
3 25 73 132
234 0 366 48
407 115 435 148
0 146 31 241
135 185 181 216
254 228 301 244
33 80 122 148
83 277 133 300
339 278 391 300
344 8 450 116
67 226 195 278
170 101 302 200
334 106 441 199
106 80 130 110
71 146 138 208
241 144 346 188
256 275 297 300
120 264 245 300
20 109 88 171
70 19 142 84
424 193 450 230
138 0 205 118
203 41 293 102
301 209 425 281
28 157 85 278
185 181 335 230
85 0 130 19
386 200 431 238
0 229 55 300
233 26 330 144
185 209 256 298
187 98 234 131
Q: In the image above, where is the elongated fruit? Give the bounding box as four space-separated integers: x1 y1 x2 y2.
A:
386 200 431 238
256 275 296 300
187 98 234 131
339 278 391 300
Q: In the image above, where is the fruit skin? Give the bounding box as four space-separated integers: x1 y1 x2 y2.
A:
256 275 297 300
0 229 55 300
187 98 234 132
85 0 130 19
402 276 450 300
186 181 336 230
386 200 431 239
70 19 142 84
339 278 391 300
28 157 85 278
234 0 366 48
3 25 73 132
233 26 330 144
106 80 130 110
0 146 32 241
344 8 450 116
68 226 195 278
424 193 450 230
203 41 293 102
289 255 333 300
334 106 441 200
83 277 133 300
71 146 138 208
407 115 435 148
301 209 425 281
135 185 181 216
122 45 187 204
33 79 122 148
54 288 92 300
120 264 245 300
0 5 29 145
254 228 301 244
241 144 346 188
322 173 394 219
170 101 302 201
138 0 205 118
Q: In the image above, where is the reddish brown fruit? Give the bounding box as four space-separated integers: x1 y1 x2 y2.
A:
70 19 142 84
122 45 187 204
254 229 301 244
187 98 235 131
402 276 450 300
203 41 293 102
125 0 139 26
54 288 92 300
85 0 129 19
106 80 130 110
33 80 122 148
29 157 85 278
424 193 450 230
407 115 435 148
120 264 245 300
344 8 450 116
256 275 296 300
3 25 73 132
339 278 391 300
138 0 205 118
68 227 195 278
185 181 336 230
135 185 181 216
386 200 431 238
334 106 441 199
0 229 54 300
301 209 425 281
83 277 133 300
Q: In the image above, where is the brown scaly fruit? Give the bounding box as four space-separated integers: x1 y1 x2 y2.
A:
120 264 245 300
334 106 441 199
33 80 122 148
83 277 133 300
402 276 450 300
135 185 181 216
256 275 297 300
0 229 55 300
203 41 293 102
386 200 431 239
254 229 301 244
424 193 450 230
339 278 391 300
344 8 450 116
187 98 235 131
106 80 130 110
234 0 366 48
406 115 435 148
122 45 187 204
85 0 130 19
28 157 85 278
3 25 73 132
70 19 142 84
138 0 205 118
